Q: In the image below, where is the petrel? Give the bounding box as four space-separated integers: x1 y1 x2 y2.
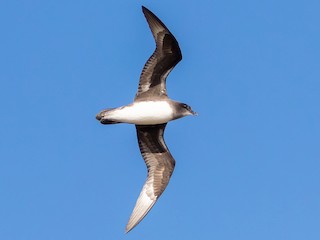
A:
96 6 196 233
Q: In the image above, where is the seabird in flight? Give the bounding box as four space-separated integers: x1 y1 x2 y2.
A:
96 6 196 233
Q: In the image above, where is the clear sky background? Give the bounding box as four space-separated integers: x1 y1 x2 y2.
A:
1 0 319 239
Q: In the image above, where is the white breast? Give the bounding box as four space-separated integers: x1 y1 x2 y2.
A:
108 101 174 125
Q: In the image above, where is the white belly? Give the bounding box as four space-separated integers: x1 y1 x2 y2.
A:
108 101 174 125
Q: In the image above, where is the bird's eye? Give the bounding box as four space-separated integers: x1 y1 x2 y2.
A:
182 104 188 109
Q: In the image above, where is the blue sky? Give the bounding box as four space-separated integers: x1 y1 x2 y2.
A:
1 0 319 239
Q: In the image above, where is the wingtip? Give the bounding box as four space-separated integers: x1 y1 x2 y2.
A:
124 214 142 234
141 6 153 18
141 5 148 15
125 218 139 234
125 224 133 234
125 220 132 233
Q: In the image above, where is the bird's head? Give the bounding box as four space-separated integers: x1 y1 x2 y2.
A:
178 103 197 117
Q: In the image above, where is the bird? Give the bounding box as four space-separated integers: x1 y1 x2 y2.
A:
96 6 196 233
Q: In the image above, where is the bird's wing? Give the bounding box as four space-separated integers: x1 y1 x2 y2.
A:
126 123 175 233
134 6 182 101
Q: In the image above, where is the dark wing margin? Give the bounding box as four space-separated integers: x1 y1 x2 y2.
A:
126 124 176 233
134 6 182 101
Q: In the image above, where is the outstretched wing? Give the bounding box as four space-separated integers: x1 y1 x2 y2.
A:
126 124 175 233
134 6 182 101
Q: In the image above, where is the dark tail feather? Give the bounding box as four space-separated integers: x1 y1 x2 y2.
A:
96 108 121 125
99 119 121 124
